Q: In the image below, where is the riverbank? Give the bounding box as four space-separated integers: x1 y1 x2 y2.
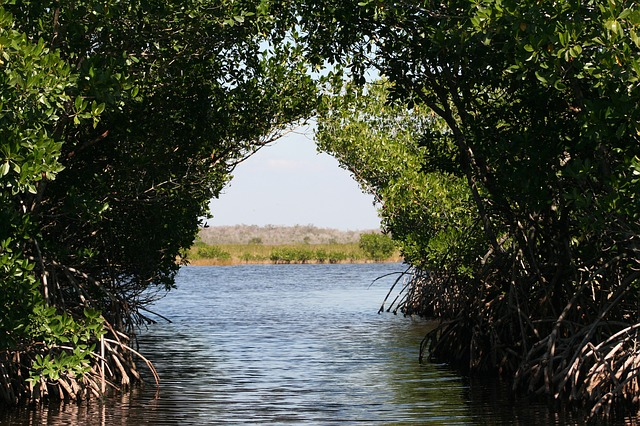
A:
185 242 403 266
187 257 403 266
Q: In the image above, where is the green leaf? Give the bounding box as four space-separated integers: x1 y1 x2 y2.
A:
631 30 640 48
92 101 105 116
74 96 84 111
569 45 582 57
605 19 621 35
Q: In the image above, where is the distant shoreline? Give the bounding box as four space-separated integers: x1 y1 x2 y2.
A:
185 257 403 267
187 225 400 266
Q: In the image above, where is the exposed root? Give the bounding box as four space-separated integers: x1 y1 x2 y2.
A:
0 326 158 406
388 225 640 420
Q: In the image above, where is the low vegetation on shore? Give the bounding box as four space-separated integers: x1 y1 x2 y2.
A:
187 225 401 265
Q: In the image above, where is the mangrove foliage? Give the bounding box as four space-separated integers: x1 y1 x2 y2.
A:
0 0 316 404
305 0 640 418
3 0 640 421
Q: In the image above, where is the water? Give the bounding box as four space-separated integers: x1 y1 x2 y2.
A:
0 263 631 424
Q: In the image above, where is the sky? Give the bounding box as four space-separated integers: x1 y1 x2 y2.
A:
207 127 381 231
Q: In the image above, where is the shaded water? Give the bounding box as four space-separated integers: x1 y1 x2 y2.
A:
0 263 631 424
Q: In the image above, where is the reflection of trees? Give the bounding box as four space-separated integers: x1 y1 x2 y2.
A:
378 319 593 425
0 325 228 425
464 377 591 425
0 386 159 425
376 318 475 423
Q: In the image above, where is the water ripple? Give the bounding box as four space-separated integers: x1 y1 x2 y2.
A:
0 264 599 425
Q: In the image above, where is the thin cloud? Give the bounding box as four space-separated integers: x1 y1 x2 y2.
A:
266 159 326 172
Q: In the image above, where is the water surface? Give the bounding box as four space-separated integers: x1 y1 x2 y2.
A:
0 263 630 424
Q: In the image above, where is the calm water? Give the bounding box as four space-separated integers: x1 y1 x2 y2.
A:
0 263 630 424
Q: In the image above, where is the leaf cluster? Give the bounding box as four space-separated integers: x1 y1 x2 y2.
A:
297 0 640 414
316 81 482 272
358 232 395 261
0 0 320 401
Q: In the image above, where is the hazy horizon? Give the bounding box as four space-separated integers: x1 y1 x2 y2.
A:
207 128 382 231
201 223 381 232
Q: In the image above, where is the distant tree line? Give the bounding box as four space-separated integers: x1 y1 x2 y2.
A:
188 232 398 264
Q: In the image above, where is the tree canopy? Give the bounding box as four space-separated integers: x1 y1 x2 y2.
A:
0 1 317 403
305 0 640 417
2 0 640 418
317 80 481 271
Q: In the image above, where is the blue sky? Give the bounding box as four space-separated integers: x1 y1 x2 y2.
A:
207 127 381 230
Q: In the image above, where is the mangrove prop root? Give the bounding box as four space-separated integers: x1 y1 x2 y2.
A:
0 328 156 406
2 247 168 407
392 245 640 420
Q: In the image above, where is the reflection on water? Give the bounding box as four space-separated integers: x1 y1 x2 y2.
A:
0 264 631 425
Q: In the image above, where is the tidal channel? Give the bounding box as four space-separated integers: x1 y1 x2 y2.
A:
2 263 629 424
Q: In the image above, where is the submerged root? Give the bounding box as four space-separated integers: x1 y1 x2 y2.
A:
0 328 156 406
0 252 169 407
391 248 640 420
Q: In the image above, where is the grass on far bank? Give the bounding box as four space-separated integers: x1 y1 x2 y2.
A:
185 242 403 266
